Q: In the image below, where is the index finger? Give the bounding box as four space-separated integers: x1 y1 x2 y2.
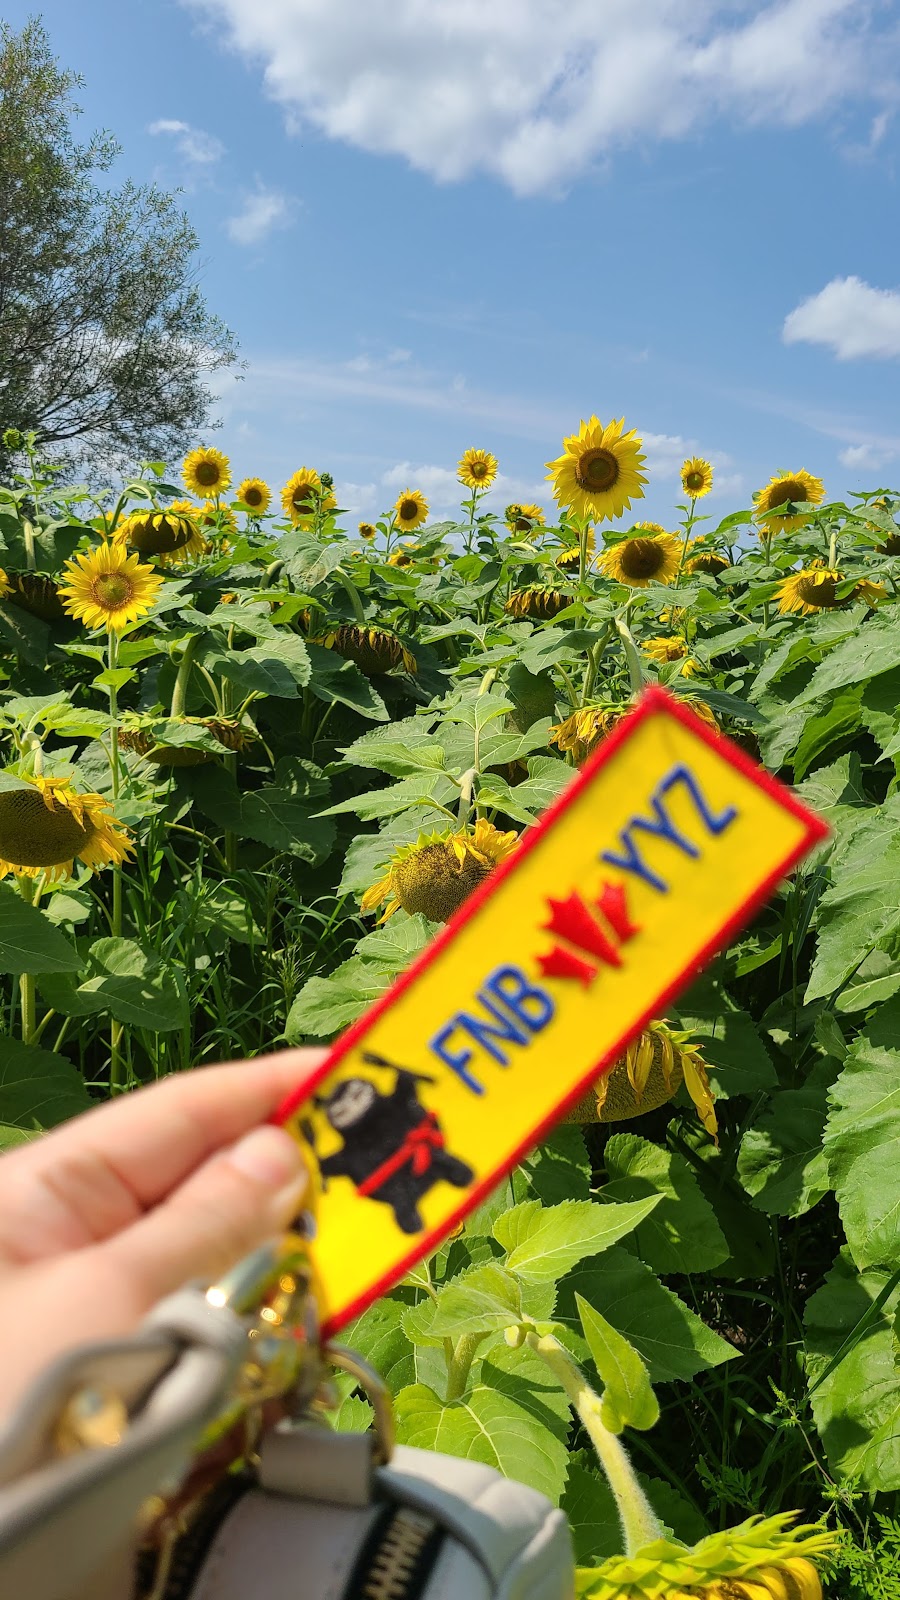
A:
0 1048 325 1265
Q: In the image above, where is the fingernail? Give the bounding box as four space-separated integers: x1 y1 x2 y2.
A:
229 1125 306 1207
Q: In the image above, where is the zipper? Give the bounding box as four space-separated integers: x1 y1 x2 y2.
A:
346 1506 443 1600
137 1485 443 1600
135 1473 253 1600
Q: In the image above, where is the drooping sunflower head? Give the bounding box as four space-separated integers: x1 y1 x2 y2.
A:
358 522 377 540
313 623 416 676
5 573 66 621
599 532 681 588
118 716 255 767
281 467 323 525
556 530 596 572
685 540 730 577
755 469 825 535
458 448 498 490
59 541 164 632
550 703 624 764
681 456 714 499
361 820 518 923
182 446 231 498
0 773 132 883
643 635 699 675
547 415 648 523
564 1019 717 1138
505 503 546 536
237 477 271 514
394 489 429 531
777 565 886 616
506 584 569 621
574 1513 835 1600
114 508 201 559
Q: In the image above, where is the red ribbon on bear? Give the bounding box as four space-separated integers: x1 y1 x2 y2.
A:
357 1111 444 1197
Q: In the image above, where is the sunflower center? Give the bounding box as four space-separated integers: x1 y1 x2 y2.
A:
399 498 419 520
394 842 491 922
768 479 806 511
796 574 841 608
470 460 488 481
685 471 704 491
244 486 264 507
194 461 221 488
0 789 92 868
92 573 133 608
292 485 317 512
575 448 619 493
620 538 666 580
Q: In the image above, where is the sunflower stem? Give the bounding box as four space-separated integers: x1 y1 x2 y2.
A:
828 529 838 570
445 1332 487 1401
16 875 37 1044
107 628 125 1093
581 626 612 707
22 519 36 573
335 571 367 626
170 632 202 719
615 616 646 696
525 1332 663 1558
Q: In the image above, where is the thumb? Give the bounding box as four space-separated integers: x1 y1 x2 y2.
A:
102 1123 308 1311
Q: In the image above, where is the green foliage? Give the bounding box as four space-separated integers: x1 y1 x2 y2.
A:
1 438 899 1579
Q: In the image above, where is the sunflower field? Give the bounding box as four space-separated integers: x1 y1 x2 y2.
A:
2 419 900 1596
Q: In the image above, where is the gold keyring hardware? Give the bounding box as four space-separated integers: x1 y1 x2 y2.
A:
325 1344 395 1465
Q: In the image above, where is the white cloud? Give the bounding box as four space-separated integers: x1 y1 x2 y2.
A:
839 441 900 471
226 185 293 246
148 118 224 166
180 0 892 194
783 276 900 360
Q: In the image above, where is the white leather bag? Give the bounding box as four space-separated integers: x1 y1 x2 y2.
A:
0 1259 574 1600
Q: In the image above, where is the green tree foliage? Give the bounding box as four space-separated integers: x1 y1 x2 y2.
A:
0 19 237 476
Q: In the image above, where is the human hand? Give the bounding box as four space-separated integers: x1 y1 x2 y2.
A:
0 1050 324 1418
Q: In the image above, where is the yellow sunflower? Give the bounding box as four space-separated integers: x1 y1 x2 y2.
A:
643 635 700 675
0 773 132 883
755 469 825 536
361 820 518 923
563 1020 717 1138
236 477 271 514
394 489 429 531
547 416 648 523
458 448 498 489
557 530 596 572
599 532 681 588
114 507 203 560
59 541 164 632
681 456 714 499
506 585 569 621
281 467 323 524
635 521 666 533
552 696 717 764
0 568 10 601
575 1513 834 1600
777 566 886 615
358 522 377 540
182 446 231 498
505 503 546 535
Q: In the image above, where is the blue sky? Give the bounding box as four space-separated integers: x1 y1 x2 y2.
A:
9 0 900 526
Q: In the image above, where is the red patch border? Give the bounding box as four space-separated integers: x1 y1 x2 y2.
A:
275 685 828 1337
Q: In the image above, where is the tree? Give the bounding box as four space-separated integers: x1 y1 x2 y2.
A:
0 19 238 478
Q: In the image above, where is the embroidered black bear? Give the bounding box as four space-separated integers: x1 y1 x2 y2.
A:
315 1054 474 1234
